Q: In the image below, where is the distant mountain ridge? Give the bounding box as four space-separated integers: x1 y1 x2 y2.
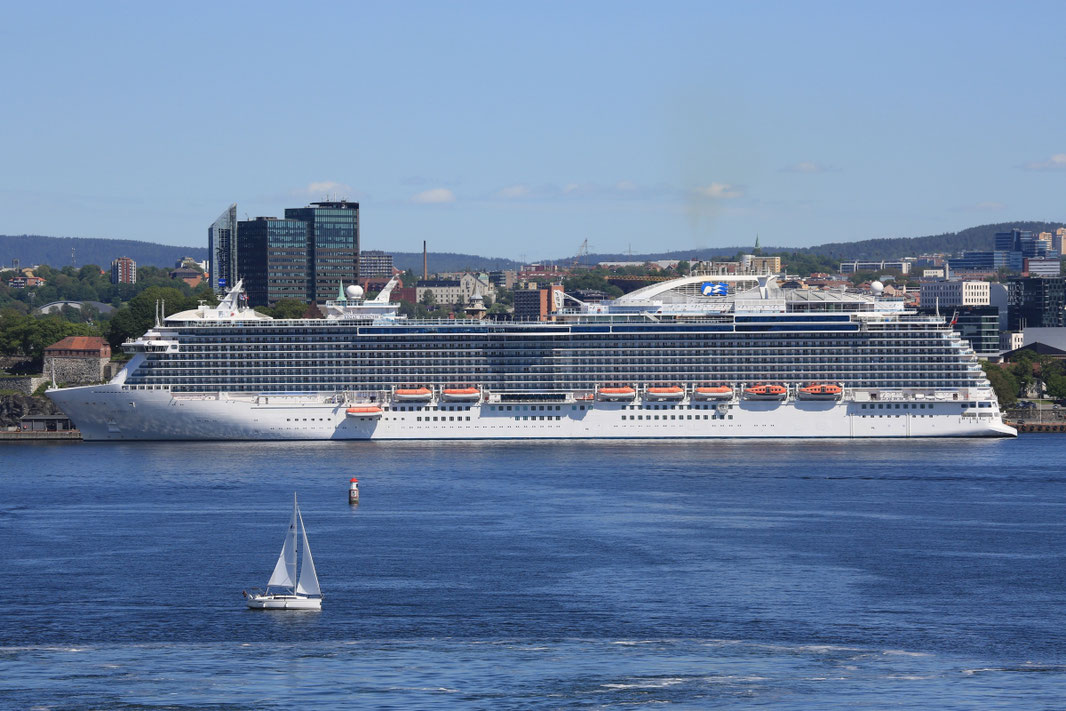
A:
0 234 208 270
562 222 1066 264
2 221 1062 272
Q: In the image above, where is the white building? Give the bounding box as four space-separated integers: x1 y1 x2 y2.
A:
919 280 990 308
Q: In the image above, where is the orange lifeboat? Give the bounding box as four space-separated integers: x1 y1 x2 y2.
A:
646 386 685 400
394 387 433 402
442 387 481 402
798 383 843 400
695 386 733 400
598 386 636 401
744 383 788 400
346 405 383 418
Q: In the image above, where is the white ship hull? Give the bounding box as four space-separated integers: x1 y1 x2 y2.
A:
49 384 1016 441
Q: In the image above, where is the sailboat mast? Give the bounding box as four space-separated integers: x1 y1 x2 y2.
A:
292 492 298 594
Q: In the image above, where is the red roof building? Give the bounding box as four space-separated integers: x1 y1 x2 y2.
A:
44 336 111 359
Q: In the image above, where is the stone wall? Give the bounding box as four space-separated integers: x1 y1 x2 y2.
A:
0 376 50 396
42 355 107 385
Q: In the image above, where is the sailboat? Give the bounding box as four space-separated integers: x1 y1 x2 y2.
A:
245 493 322 610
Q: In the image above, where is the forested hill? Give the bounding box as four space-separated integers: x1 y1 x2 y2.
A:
791 222 1065 260
389 251 520 273
566 222 1066 264
0 235 208 269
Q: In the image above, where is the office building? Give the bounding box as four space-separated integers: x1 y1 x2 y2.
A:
1025 257 1061 277
230 200 360 306
1008 276 1066 331
948 251 1013 273
514 284 564 321
284 201 359 303
919 280 990 308
951 306 1001 356
359 250 393 278
237 217 310 306
208 204 238 293
839 260 911 275
111 257 136 285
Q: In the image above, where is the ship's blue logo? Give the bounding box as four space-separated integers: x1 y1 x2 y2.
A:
701 282 728 296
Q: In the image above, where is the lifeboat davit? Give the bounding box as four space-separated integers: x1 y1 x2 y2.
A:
346 406 383 418
694 386 733 400
394 387 433 402
798 383 843 400
744 384 788 400
598 386 636 401
646 386 685 400
442 387 481 402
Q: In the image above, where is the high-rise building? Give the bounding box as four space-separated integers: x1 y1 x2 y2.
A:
1054 227 1066 256
284 201 359 303
359 250 393 277
951 306 1001 356
111 257 136 284
230 200 360 306
513 284 564 321
1007 276 1066 331
209 204 238 293
237 217 310 306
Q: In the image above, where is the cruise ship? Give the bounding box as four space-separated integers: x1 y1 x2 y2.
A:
47 274 1015 440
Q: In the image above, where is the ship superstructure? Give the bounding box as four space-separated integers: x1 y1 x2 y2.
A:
47 274 1015 440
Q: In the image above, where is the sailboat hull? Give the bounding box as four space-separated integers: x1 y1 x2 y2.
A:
246 594 321 610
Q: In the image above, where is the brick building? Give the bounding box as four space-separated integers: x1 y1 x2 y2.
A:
111 257 137 284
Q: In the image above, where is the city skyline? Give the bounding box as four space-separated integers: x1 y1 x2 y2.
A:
2 2 1064 259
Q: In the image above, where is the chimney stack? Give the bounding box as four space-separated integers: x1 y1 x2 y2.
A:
423 240 428 278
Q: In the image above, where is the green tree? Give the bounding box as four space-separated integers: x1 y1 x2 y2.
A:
981 362 1018 407
106 287 195 350
271 300 308 319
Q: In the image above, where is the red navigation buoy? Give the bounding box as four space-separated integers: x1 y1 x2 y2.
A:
349 478 360 505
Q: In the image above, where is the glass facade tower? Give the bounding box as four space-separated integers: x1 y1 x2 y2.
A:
237 217 311 306
208 204 238 294
284 201 360 303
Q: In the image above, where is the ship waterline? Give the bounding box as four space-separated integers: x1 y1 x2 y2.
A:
47 274 1016 440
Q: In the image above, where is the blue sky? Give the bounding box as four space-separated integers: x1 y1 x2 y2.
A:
2 1 1064 259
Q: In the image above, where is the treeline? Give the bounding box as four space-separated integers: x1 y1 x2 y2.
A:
0 264 213 314
983 353 1066 407
0 263 218 368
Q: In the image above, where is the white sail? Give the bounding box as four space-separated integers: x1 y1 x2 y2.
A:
295 508 320 596
266 497 298 589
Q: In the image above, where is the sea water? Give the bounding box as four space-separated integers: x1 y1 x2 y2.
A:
2 437 1065 709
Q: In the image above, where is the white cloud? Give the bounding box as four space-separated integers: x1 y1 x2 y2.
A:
293 180 355 198
782 161 833 174
1023 153 1066 171
497 185 531 199
615 180 637 191
694 182 743 199
412 188 456 204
